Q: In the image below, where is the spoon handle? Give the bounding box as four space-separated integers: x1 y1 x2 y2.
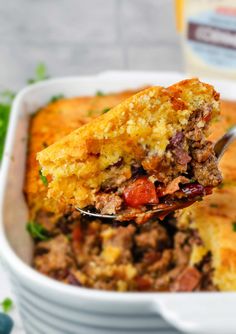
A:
214 126 236 160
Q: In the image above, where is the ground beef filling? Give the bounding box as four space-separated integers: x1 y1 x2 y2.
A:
93 109 222 217
33 211 217 292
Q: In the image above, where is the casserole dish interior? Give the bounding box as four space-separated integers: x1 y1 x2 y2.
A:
2 72 236 334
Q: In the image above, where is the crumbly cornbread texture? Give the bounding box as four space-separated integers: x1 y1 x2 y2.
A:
37 79 220 210
25 89 139 218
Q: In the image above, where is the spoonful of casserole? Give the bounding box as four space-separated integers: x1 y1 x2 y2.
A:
37 79 223 224
77 126 235 223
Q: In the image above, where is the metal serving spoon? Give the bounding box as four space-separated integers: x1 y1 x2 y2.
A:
76 126 236 220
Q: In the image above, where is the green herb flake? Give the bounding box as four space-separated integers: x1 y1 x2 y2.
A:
96 90 104 97
36 63 48 80
28 63 49 84
49 94 64 103
189 179 196 183
26 221 50 241
0 90 15 161
87 110 96 116
212 116 220 124
102 107 110 114
39 169 48 186
1 298 13 313
1 90 15 104
210 203 218 208
1 63 50 163
232 222 236 232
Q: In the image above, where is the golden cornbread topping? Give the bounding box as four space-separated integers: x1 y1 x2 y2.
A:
24 89 139 218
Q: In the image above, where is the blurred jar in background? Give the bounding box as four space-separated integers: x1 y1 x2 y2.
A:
176 0 236 80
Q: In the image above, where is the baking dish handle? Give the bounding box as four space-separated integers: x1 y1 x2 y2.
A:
153 293 236 334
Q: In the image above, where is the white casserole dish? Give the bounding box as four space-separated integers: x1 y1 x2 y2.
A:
1 71 236 334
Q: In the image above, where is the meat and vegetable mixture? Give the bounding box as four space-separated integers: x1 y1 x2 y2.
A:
32 210 216 292
25 82 233 292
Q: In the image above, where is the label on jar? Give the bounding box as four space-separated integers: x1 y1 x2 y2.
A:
182 0 236 79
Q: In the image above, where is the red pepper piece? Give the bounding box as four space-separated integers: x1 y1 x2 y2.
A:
123 177 158 208
72 225 82 243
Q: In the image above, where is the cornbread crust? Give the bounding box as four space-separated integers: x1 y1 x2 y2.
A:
178 100 236 291
37 79 220 211
24 89 140 218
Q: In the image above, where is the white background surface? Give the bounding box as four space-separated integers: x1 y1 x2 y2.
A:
0 0 182 90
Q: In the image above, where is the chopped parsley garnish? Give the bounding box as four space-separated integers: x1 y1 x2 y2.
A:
212 116 220 124
232 222 236 232
102 107 110 114
189 179 196 183
1 90 15 102
0 90 15 161
49 94 64 103
1 63 50 161
96 90 104 97
28 63 49 84
210 203 218 208
26 221 50 241
39 169 48 186
1 298 13 313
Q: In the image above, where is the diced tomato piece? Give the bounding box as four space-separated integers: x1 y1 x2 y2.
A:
171 267 201 292
72 225 82 243
203 113 211 122
204 186 213 195
143 251 161 264
123 177 158 208
135 276 152 291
